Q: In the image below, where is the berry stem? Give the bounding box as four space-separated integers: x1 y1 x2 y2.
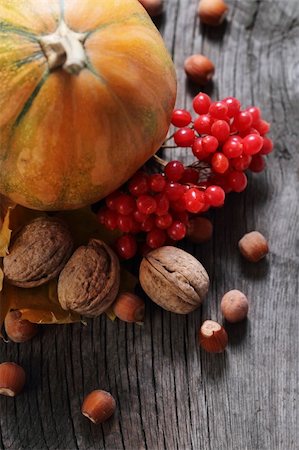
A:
153 154 168 167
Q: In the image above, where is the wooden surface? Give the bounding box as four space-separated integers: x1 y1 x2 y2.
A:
1 0 298 449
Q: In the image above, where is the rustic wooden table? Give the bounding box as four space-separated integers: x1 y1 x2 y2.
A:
0 0 298 449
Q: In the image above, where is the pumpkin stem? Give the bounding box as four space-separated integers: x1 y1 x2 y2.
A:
39 21 87 75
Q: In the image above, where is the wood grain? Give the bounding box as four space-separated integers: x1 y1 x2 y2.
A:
1 0 298 449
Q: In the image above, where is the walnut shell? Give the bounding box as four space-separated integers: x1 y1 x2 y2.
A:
57 239 120 317
3 216 73 288
139 246 209 314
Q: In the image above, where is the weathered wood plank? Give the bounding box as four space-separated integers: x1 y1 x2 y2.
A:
0 0 298 449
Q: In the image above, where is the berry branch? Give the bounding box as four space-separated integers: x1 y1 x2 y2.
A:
95 93 273 259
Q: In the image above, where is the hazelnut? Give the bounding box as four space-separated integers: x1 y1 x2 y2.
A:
82 390 116 424
238 231 269 262
198 0 229 26
187 217 213 243
113 293 145 324
138 0 164 17
4 310 39 343
184 54 215 85
199 320 228 353
0 362 26 397
221 290 249 323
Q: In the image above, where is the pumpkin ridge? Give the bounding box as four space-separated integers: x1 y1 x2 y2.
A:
0 21 38 42
83 12 150 42
14 52 45 69
0 68 49 165
14 70 49 127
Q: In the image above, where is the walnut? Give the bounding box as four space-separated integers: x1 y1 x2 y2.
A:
139 246 209 314
57 239 120 317
3 216 73 288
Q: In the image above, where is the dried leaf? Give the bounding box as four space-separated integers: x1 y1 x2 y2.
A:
105 308 117 321
56 207 121 247
3 281 80 325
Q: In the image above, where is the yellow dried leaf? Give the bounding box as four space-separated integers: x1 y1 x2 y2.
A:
0 208 12 257
106 308 117 321
3 281 80 325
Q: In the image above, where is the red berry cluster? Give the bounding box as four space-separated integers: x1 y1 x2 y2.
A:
172 93 273 193
97 93 273 259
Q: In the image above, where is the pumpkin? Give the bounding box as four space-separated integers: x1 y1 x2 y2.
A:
0 0 176 211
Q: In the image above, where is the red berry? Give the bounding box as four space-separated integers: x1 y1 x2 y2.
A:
171 109 192 127
249 154 266 172
146 228 167 249
117 215 133 233
148 174 166 192
223 97 241 117
170 196 187 212
97 207 108 224
167 221 187 241
193 114 213 134
193 93 212 114
209 174 232 194
255 120 270 135
233 111 253 131
164 160 185 182
180 167 199 184
130 220 141 234
260 137 273 155
140 215 155 232
228 171 248 192
105 210 118 230
105 191 121 210
155 214 173 229
155 193 170 216
209 101 229 120
211 153 229 174
128 172 149 197
205 185 225 207
173 210 189 224
231 154 252 171
137 195 157 215
184 188 206 213
192 138 209 160
242 134 264 155
116 234 137 259
246 106 261 124
222 136 243 158
239 127 260 137
165 182 185 201
202 135 219 153
174 128 195 147
134 210 147 223
211 120 230 142
116 194 136 215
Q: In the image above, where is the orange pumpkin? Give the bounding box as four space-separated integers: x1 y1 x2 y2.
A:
0 0 176 211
